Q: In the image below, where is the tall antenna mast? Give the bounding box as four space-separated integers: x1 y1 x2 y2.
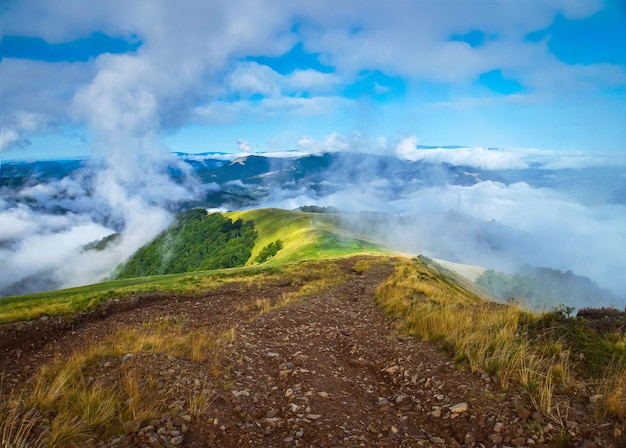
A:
457 192 461 212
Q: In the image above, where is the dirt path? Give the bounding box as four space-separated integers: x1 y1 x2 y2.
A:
1 257 621 447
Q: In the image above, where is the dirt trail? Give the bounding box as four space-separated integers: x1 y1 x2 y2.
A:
1 257 621 447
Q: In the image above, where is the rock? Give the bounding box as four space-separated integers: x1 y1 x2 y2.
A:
348 358 369 368
429 436 445 445
450 402 468 414
431 409 442 418
124 419 143 434
489 434 503 444
511 437 526 446
493 422 505 433
395 394 408 404
367 423 378 433
464 432 476 445
170 435 184 445
518 408 532 420
285 388 294 398
589 394 602 404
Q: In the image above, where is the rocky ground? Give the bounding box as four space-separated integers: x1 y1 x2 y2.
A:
1 257 624 447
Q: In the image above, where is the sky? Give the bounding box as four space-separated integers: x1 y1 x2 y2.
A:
1 0 626 301
2 0 626 160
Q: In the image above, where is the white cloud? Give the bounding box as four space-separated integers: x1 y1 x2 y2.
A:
2 0 623 298
237 139 252 152
287 69 341 92
3 0 622 158
194 96 351 122
395 135 419 161
0 129 23 151
293 131 372 155
398 144 530 170
228 62 282 97
394 142 626 170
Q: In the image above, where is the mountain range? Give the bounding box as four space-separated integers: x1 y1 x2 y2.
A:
4 150 625 211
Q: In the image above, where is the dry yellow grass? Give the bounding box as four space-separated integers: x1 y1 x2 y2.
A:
598 358 626 419
237 261 351 322
0 318 234 446
0 399 45 448
375 257 570 414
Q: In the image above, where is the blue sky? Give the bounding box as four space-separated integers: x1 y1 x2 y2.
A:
2 0 625 160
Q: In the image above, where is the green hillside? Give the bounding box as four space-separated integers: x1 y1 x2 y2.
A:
3 207 626 444
226 208 385 265
115 209 257 279
0 208 385 323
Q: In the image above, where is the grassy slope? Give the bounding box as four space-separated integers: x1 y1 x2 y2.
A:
0 266 277 324
3 208 626 435
226 208 386 265
0 209 385 323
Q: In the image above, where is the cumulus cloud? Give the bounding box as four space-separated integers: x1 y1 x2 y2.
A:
238 139 253 153
395 135 420 161
2 0 623 301
4 0 619 152
295 131 375 155
228 62 282 97
0 129 28 152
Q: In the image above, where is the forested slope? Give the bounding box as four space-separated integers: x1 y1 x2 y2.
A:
115 209 257 278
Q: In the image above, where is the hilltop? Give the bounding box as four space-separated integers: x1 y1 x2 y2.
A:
114 208 385 279
1 209 625 447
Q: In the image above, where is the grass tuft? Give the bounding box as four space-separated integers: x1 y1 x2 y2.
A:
598 358 626 419
1 317 237 445
375 258 568 414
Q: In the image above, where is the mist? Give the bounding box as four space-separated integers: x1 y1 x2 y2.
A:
2 135 625 312
256 139 626 309
1 45 202 297
0 153 197 296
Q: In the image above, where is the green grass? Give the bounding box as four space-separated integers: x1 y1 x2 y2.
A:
0 209 385 323
0 208 386 323
227 208 386 265
0 265 280 323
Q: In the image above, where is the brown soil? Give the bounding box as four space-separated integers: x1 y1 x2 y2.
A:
1 257 623 447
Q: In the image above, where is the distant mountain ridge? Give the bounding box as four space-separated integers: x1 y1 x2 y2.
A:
4 150 625 211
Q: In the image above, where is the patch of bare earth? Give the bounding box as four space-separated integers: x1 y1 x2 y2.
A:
1 257 622 447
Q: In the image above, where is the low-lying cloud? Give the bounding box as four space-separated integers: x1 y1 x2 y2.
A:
2 135 624 311
253 142 626 305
